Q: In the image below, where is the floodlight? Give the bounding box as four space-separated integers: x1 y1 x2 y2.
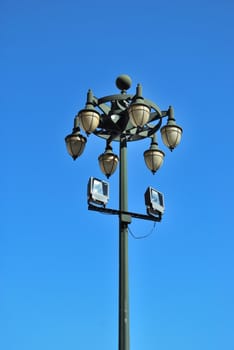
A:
145 186 165 216
88 177 109 207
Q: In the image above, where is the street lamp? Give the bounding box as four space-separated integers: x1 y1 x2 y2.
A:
98 143 119 178
65 75 183 350
65 116 87 160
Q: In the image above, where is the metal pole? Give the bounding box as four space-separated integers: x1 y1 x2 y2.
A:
118 136 130 350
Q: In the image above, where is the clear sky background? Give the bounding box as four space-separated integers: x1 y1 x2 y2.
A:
1 0 234 349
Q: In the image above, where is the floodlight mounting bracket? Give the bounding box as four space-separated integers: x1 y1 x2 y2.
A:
88 204 162 222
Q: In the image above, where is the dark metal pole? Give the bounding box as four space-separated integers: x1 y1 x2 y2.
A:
119 136 130 350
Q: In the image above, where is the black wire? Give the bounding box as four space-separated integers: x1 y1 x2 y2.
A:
128 222 157 240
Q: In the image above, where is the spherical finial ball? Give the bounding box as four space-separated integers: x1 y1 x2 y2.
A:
116 75 132 91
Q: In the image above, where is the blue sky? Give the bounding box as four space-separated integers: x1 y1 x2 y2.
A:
1 0 234 349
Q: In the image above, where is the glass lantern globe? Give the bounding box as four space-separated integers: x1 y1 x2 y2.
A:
65 132 87 160
78 109 100 134
127 83 150 127
98 146 119 178
128 103 150 127
144 148 165 174
144 135 165 174
161 124 183 151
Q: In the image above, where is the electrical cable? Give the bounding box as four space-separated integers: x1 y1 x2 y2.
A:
128 222 156 240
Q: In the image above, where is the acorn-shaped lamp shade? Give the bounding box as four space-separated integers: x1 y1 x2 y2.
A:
144 135 165 174
160 106 183 151
98 145 119 178
65 131 87 160
128 84 150 127
78 89 100 134
79 109 100 134
161 124 183 151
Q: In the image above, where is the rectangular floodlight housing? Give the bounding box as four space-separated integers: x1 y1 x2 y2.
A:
145 186 165 216
88 177 109 207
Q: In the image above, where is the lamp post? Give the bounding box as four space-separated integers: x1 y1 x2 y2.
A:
65 75 182 350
